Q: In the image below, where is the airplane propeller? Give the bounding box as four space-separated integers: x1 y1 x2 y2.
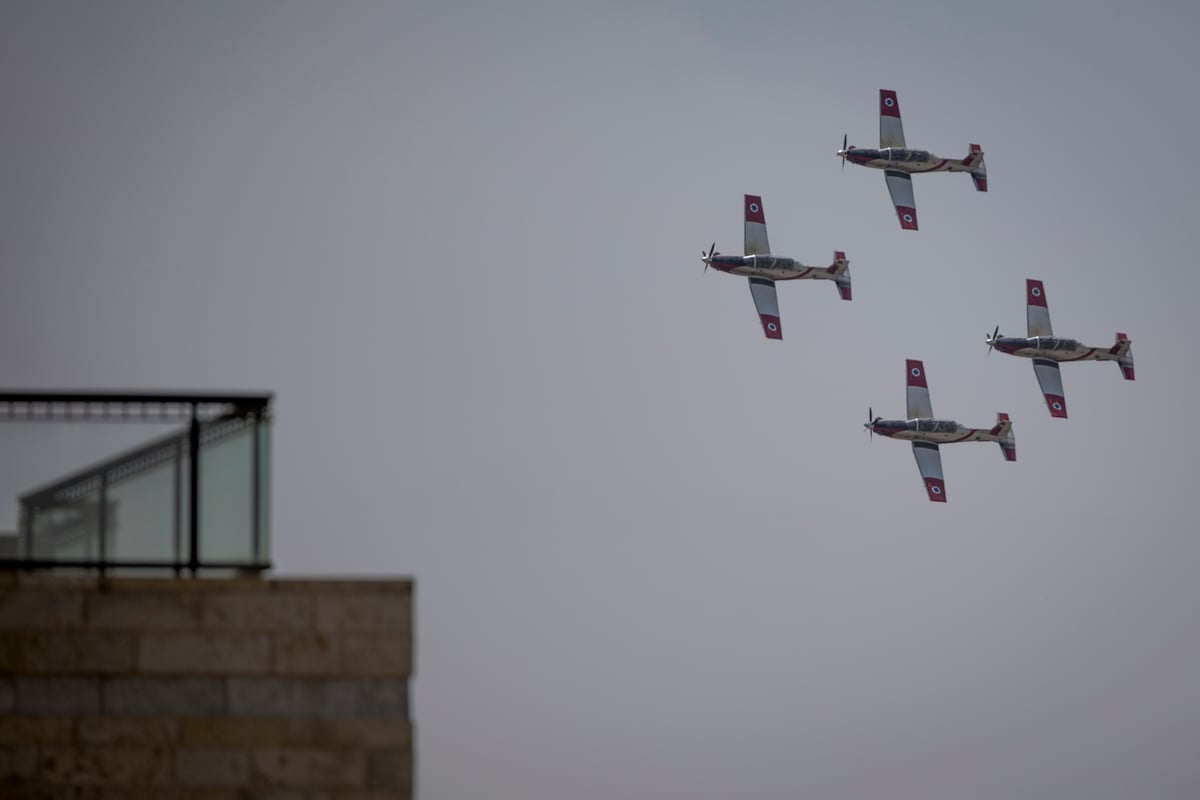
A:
986 324 1000 355
840 133 848 171
701 242 716 273
864 406 875 439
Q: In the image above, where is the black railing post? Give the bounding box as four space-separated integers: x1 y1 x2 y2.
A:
98 471 108 575
173 439 183 575
252 413 261 562
188 406 200 576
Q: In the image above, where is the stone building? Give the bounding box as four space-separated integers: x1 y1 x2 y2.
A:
0 393 414 798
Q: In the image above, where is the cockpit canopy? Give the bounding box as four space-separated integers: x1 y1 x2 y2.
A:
880 419 960 433
912 419 959 433
1035 337 1079 351
883 148 932 163
746 255 795 269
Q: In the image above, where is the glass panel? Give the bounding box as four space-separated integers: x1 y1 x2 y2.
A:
177 451 189 564
11 412 270 569
30 486 101 562
106 456 176 562
199 422 253 563
256 421 271 562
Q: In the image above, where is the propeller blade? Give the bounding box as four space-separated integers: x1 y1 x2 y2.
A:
987 324 999 355
841 133 848 171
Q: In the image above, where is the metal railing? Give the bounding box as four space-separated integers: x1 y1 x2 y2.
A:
1 392 272 574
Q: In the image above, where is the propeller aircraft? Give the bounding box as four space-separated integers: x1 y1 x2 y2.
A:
838 89 988 230
985 279 1134 418
865 359 1016 502
702 194 851 340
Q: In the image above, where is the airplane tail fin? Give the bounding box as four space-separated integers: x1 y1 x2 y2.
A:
965 144 988 192
989 412 1016 461
826 251 852 300
1110 332 1134 380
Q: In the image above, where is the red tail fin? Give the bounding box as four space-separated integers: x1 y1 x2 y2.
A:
967 144 988 191
1111 333 1135 380
990 413 1016 461
827 251 852 300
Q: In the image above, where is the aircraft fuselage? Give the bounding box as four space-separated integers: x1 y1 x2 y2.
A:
706 254 833 282
841 147 976 174
869 418 997 444
990 336 1118 363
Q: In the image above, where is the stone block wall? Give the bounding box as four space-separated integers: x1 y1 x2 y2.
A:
0 573 413 798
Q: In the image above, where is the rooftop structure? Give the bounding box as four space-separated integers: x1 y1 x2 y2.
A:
1 392 272 574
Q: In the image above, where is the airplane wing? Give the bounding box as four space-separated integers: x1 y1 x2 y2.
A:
906 359 933 419
1033 358 1068 418
912 441 947 502
744 195 770 255
884 171 918 230
879 89 906 148
1026 279 1053 336
747 278 782 339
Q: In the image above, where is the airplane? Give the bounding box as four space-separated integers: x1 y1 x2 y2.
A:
837 89 988 230
701 194 851 340
985 279 1134 418
865 359 1016 502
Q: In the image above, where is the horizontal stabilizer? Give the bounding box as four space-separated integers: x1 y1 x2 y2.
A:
990 412 1016 461
967 144 988 192
827 251 852 300
1111 333 1135 380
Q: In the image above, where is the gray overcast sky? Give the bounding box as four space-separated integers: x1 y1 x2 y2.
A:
3 1 1199 797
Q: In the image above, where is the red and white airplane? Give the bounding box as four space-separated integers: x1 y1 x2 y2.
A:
865 359 1016 502
701 194 851 340
837 89 987 230
985 279 1135 419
